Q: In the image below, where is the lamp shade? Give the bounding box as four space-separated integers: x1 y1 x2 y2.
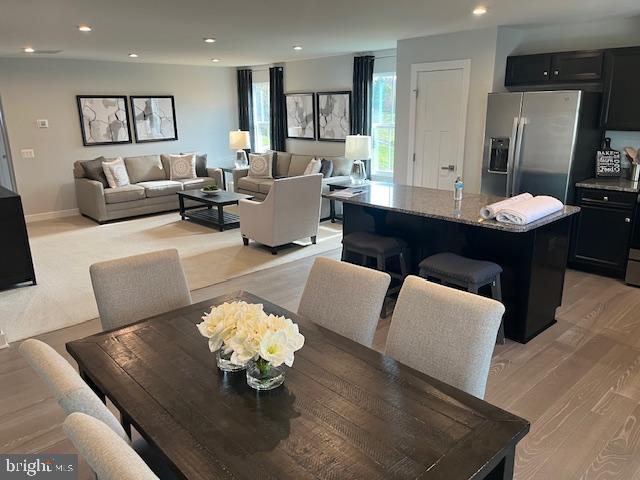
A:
229 130 251 150
344 135 372 160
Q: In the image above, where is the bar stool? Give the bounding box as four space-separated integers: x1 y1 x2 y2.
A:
418 252 505 344
342 232 409 316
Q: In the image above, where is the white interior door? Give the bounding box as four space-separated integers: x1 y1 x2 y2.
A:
409 61 470 190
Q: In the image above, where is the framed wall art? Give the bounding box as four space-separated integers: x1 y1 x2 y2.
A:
316 91 351 142
76 95 131 146
130 95 178 143
285 92 315 140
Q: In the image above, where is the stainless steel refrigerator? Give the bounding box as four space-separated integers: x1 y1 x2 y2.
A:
481 90 601 204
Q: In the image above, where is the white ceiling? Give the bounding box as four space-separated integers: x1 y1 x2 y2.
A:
1 0 639 67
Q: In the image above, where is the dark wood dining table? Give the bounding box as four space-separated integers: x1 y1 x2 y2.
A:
66 291 529 480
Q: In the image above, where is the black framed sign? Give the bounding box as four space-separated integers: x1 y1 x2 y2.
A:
285 92 315 140
130 95 178 143
316 91 351 142
76 95 132 146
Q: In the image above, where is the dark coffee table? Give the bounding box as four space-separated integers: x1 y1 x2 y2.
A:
177 189 254 231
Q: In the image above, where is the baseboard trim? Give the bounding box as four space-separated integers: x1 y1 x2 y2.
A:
25 208 80 223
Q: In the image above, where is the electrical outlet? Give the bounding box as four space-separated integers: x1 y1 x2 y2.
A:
21 149 35 159
37 119 49 128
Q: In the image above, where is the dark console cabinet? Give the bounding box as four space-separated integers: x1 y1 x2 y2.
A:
602 47 640 130
505 50 603 87
569 188 636 278
0 187 36 289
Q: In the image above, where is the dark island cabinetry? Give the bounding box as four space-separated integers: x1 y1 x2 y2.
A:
0 187 36 289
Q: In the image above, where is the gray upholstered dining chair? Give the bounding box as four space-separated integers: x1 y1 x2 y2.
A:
19 339 128 440
90 248 192 331
385 275 504 399
298 257 391 347
64 413 159 480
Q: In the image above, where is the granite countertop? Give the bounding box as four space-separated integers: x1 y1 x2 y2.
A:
322 183 580 233
575 177 640 193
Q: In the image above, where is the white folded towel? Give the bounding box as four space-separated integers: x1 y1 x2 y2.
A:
480 193 533 220
495 196 564 225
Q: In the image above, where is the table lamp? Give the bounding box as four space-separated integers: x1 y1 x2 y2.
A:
345 134 372 184
229 130 251 168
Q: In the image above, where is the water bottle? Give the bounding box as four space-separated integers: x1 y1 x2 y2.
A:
454 176 464 201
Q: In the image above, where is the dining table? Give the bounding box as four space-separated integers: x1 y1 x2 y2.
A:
66 291 529 480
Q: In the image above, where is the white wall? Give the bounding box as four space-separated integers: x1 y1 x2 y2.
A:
0 58 237 217
394 28 500 192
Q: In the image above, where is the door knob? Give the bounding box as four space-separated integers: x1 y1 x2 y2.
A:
441 165 455 171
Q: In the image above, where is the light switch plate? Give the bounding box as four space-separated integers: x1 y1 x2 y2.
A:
21 149 35 159
37 119 49 128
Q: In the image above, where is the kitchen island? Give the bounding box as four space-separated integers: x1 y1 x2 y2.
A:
324 183 580 343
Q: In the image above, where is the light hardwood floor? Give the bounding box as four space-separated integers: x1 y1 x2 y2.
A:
2 248 640 479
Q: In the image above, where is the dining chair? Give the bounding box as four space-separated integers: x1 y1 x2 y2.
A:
63 412 159 480
298 257 391 347
385 275 505 399
89 248 192 331
19 339 128 440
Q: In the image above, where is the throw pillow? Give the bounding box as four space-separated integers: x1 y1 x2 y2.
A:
81 156 109 187
169 154 197 180
181 152 208 177
248 152 274 179
319 159 334 178
303 158 322 176
102 157 130 188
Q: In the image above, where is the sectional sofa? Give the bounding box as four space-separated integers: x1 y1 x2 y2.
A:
73 154 223 223
232 151 353 219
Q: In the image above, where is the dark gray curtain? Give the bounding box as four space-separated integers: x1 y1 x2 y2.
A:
352 55 375 135
269 66 286 152
237 69 254 151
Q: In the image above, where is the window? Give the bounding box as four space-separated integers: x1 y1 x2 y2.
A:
371 72 396 177
252 81 270 152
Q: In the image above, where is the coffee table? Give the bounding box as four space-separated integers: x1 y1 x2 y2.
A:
177 189 254 231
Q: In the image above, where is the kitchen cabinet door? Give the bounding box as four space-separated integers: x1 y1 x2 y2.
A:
602 47 640 130
505 54 551 86
550 51 603 83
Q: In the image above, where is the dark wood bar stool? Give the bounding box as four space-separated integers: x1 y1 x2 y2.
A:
418 252 505 344
341 232 409 316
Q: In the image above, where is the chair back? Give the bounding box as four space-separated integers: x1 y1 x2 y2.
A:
64 413 159 480
298 257 391 347
385 276 504 398
268 174 322 235
90 249 191 331
19 339 128 440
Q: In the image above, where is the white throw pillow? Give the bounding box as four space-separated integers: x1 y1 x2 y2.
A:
102 157 130 188
248 152 273 179
303 158 322 176
169 154 197 180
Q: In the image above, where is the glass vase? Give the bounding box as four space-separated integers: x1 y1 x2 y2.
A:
246 358 285 391
216 350 245 373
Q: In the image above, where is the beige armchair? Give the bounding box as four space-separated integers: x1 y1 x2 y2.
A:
239 174 323 254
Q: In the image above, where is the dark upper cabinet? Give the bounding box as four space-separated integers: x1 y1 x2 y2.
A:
550 51 603 83
569 188 636 278
505 54 551 86
505 50 603 87
602 47 640 130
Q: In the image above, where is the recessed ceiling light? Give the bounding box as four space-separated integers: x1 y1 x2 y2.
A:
23 47 35 53
473 6 487 15
78 25 92 32
128 53 139 58
203 38 216 44
211 58 220 63
293 45 303 51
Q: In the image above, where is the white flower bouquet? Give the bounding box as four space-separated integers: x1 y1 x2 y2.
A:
196 301 305 390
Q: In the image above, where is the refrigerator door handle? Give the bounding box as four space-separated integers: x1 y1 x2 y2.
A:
505 116 519 197
512 117 526 196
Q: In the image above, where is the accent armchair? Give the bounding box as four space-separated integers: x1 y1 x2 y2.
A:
238 174 323 254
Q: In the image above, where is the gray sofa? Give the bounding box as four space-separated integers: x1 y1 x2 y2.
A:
73 154 223 223
232 151 353 219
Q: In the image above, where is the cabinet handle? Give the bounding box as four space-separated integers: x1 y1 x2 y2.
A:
603 196 608 201
625 217 631 223
543 71 548 76
554 70 559 75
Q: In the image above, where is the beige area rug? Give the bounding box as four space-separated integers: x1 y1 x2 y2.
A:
0 211 342 342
